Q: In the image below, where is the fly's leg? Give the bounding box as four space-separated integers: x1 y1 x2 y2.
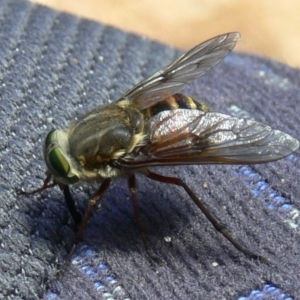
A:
145 169 267 263
17 173 57 195
61 185 82 225
19 173 82 226
128 174 161 263
59 179 112 277
75 179 111 245
128 175 148 247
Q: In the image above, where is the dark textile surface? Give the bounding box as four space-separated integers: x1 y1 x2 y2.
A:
0 0 299 299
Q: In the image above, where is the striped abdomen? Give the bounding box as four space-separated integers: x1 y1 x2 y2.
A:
144 93 210 119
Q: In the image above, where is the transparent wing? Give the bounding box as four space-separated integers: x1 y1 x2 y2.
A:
117 110 299 169
121 32 240 110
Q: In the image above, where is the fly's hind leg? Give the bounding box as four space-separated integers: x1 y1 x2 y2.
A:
145 169 267 263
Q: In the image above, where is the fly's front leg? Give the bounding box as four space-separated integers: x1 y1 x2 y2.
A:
74 179 111 245
60 185 82 225
145 169 267 263
66 179 111 265
17 172 57 196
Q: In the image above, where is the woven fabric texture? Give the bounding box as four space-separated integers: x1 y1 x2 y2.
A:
0 0 299 299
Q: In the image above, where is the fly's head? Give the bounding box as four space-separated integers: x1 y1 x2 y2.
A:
44 129 81 185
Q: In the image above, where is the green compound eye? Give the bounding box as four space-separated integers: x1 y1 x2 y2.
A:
48 147 71 178
45 130 79 185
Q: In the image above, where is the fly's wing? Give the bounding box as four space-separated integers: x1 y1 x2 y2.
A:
121 32 240 110
117 110 299 169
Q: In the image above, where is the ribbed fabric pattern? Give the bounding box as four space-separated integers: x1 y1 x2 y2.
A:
0 1 299 299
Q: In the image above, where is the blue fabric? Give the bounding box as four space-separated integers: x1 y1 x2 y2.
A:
0 0 299 299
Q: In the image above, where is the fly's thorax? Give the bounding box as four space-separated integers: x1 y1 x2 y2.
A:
144 93 210 120
44 129 82 185
66 103 145 177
